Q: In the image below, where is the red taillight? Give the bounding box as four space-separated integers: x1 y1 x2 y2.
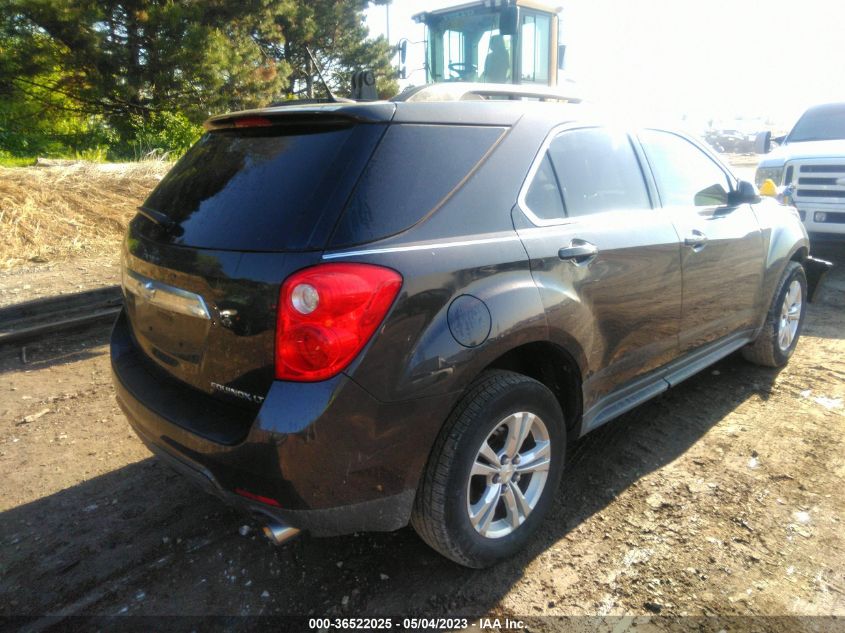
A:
233 116 273 128
275 263 402 382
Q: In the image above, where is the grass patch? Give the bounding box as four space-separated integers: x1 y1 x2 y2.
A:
0 156 37 168
0 160 172 268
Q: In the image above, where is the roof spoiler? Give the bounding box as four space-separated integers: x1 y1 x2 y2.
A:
204 102 396 131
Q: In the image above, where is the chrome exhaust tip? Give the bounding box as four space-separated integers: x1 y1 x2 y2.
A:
262 521 301 546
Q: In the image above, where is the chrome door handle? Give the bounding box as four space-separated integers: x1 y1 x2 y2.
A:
684 230 708 250
558 240 598 264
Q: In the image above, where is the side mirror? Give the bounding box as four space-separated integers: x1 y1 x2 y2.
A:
558 44 567 69
755 131 772 154
728 180 761 206
694 183 729 206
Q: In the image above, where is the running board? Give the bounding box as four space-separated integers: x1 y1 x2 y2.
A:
580 332 753 436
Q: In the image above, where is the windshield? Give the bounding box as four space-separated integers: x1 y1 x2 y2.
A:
426 9 514 83
788 103 845 142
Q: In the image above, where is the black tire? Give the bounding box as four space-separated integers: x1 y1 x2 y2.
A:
411 370 566 568
742 261 807 367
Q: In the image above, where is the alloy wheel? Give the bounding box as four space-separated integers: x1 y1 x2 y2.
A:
466 412 551 539
778 279 802 351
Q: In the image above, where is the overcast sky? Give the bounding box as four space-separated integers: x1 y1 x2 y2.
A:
365 0 845 130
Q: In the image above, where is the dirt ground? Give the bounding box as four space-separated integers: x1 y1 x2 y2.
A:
0 254 120 308
1 238 843 630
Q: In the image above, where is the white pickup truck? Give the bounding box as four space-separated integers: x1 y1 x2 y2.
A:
756 102 845 241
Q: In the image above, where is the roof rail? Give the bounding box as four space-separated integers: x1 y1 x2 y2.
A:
392 82 582 104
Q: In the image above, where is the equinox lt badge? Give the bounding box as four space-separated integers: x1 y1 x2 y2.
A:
211 382 265 404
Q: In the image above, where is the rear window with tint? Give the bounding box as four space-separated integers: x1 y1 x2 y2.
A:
142 123 385 251
329 124 506 247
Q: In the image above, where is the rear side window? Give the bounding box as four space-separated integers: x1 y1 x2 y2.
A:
547 128 651 217
141 123 384 251
639 129 731 207
330 124 506 247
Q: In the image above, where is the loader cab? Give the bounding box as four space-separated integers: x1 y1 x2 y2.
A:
415 0 564 87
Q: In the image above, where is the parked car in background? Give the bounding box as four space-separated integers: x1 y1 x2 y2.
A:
112 92 830 568
756 102 845 241
705 127 755 154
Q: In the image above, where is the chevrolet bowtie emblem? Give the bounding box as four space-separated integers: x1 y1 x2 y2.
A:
140 280 157 300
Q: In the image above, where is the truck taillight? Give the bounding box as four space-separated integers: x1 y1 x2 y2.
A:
275 264 402 382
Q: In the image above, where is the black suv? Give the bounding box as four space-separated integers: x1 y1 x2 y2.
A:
112 99 827 568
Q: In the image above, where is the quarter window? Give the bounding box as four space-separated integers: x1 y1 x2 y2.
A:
331 124 506 247
524 154 565 221
639 129 731 207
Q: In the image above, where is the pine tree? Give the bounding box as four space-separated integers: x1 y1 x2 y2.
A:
0 0 397 156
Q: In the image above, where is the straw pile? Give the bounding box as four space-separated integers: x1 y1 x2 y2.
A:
0 161 171 269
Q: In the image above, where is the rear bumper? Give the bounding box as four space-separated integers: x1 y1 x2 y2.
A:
110 310 454 535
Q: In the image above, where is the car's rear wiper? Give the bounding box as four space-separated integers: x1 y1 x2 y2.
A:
137 205 177 230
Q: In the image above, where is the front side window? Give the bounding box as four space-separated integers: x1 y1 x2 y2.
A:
639 129 731 207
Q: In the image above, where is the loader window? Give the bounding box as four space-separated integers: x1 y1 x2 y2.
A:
426 10 514 83
445 30 465 72
520 12 551 84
